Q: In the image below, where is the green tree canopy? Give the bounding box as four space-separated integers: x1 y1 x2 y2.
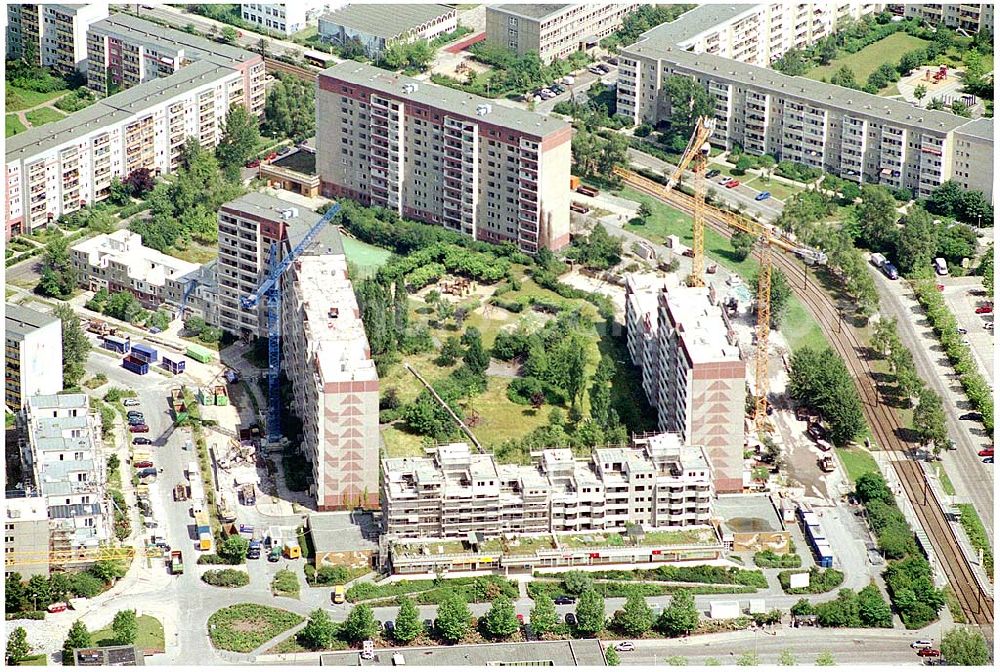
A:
6 627 31 665
611 590 654 637
341 604 378 644
112 609 138 646
482 595 520 640
53 303 90 388
656 589 699 636
215 105 260 179
435 591 472 643
940 627 990 665
299 609 338 650
393 596 423 643
574 589 606 635
63 620 92 666
529 593 559 635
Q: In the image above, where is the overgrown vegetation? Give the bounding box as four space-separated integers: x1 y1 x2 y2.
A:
956 504 994 581
201 569 251 588
347 575 518 605
753 551 802 569
207 603 303 653
778 567 845 594
787 346 866 445
790 584 892 628
261 72 314 142
430 43 591 99
600 4 697 51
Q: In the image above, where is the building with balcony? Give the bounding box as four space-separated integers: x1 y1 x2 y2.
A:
5 304 63 410
317 61 571 253
6 3 109 75
317 3 456 59
85 13 265 118
485 4 641 64
6 61 251 240
242 2 341 36
902 3 994 33
950 117 994 204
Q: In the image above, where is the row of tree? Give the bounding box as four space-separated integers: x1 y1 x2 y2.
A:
5 561 125 615
262 73 315 143
787 346 866 446
791 584 892 628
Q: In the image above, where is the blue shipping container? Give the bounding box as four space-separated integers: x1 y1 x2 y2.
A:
162 356 186 374
131 343 158 363
102 334 131 354
122 356 149 375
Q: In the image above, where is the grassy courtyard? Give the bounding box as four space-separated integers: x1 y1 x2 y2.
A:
25 106 67 127
5 84 69 111
804 33 931 88
834 446 879 485
342 235 392 278
92 615 165 653
6 113 25 137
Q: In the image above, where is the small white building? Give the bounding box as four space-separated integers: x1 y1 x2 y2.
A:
241 2 343 36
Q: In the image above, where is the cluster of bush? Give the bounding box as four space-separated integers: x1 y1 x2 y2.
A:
201 569 251 588
553 82 632 131
778 567 845 594
753 550 802 569
580 566 768 588
429 43 591 99
391 243 511 290
5 561 126 616
304 564 359 586
183 316 224 345
790 583 893 628
774 160 824 183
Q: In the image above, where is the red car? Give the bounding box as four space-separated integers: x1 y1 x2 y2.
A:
134 460 154 469
245 159 260 168
978 448 994 457
129 424 149 433
265 152 277 161
724 179 740 188
936 284 944 291
916 648 941 657
47 603 68 613
975 303 993 314
516 614 525 623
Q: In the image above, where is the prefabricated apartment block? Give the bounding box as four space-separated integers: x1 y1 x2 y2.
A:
316 61 572 253
242 1 339 36
5 304 63 410
900 2 994 33
6 3 109 75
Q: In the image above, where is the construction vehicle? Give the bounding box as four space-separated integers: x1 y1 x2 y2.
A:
217 493 237 524
170 550 184 575
174 483 189 501
199 532 213 551
612 116 826 432
240 202 342 442
819 455 835 473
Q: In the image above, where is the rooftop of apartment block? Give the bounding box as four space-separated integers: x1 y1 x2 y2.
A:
73 230 200 286
321 61 569 137
223 192 345 254
319 3 455 38
955 116 995 140
488 4 576 21
34 415 90 438
638 4 755 45
662 284 741 364
713 493 784 535
6 60 235 162
320 639 606 667
27 393 89 411
4 495 49 523
5 303 60 341
622 37 969 133
91 13 256 67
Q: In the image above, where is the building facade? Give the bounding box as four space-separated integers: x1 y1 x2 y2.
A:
317 4 456 59
241 2 340 36
950 117 994 204
317 62 571 253
4 496 51 578
485 3 641 63
902 3 994 33
6 61 251 241
382 434 713 540
85 14 265 118
6 3 109 74
5 304 63 410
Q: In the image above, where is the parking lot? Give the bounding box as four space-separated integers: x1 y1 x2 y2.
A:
939 276 993 386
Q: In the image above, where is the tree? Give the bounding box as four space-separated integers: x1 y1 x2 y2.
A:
215 105 260 179
341 604 378 644
104 291 143 323
604 647 621 666
656 589 699 636
857 185 899 254
90 558 125 584
50 572 71 604
436 592 472 643
857 584 892 628
393 596 423 643
737 651 761 666
731 231 754 261
462 328 491 375
913 83 927 103
109 176 131 205
940 627 990 666
787 346 865 445
897 50 924 75
914 386 948 451
38 235 78 299
611 590 654 637
63 620 92 666
830 65 859 89
483 595 520 640
299 609 338 650
111 609 138 645
53 303 90 388
219 26 238 44
5 573 26 613
124 167 155 197
574 589 606 635
752 267 791 328
529 593 559 635
895 208 938 274
26 574 50 610
855 472 892 504
815 651 836 666
936 224 976 265
664 75 714 133
665 656 688 666
219 535 250 563
563 570 594 596
185 315 207 335
778 649 796 666
6 627 30 665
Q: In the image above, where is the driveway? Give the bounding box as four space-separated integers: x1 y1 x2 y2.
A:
938 276 993 386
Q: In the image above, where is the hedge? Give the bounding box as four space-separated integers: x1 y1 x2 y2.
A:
201 569 251 588
778 568 845 594
753 551 803 569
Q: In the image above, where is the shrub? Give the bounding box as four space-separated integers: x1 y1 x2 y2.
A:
778 567 845 594
753 551 802 569
201 569 250 588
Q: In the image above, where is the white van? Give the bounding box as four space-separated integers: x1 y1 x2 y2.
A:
934 257 948 276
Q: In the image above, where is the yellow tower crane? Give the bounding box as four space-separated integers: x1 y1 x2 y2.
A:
4 546 143 567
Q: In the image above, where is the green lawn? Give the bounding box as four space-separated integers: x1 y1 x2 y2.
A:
168 241 218 264
804 33 931 87
25 107 67 127
5 85 69 111
742 176 803 203
342 236 392 278
934 462 956 496
92 615 165 652
782 296 828 352
835 447 879 484
6 113 26 137
16 654 48 666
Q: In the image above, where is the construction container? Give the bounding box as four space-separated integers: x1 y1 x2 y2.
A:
284 541 301 560
102 334 131 354
195 511 211 536
170 388 186 413
130 343 158 364
569 175 581 191
214 384 229 406
199 532 212 551
198 387 215 406
162 356 186 374
185 343 213 363
122 355 149 375
710 601 741 620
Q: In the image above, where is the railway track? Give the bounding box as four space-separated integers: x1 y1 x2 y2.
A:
619 171 994 627
264 56 318 82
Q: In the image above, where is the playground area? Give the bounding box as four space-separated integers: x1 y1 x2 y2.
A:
898 64 978 109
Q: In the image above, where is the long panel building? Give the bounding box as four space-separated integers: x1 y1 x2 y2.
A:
316 61 571 253
5 304 63 410
6 3 109 75
317 4 457 59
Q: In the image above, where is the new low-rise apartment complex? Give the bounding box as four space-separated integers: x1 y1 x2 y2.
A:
6 61 252 240
317 61 571 253
86 13 265 118
901 3 994 34
318 4 456 59
382 434 713 541
6 3 109 74
625 276 745 494
485 3 641 63
5 304 63 410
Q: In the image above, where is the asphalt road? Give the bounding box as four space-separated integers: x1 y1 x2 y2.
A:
867 268 994 544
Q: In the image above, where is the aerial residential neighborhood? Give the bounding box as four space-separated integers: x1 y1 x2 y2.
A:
2 2 994 668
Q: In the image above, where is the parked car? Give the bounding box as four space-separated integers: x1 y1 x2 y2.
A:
962 412 984 422
719 175 733 184
977 447 993 457
383 621 394 634
265 151 277 161
277 146 292 155
984 321 994 330
911 640 934 649
551 84 565 94
956 327 968 334
268 547 281 562
47 603 68 613
706 169 721 178
128 417 146 426
123 398 141 407
564 613 577 626
127 411 144 418
984 456 994 464
516 614 525 623
149 327 161 334
554 595 575 605
129 424 149 433
615 642 635 652
133 460 154 469
916 648 941 657
755 191 771 201
724 179 740 188
245 159 260 168
132 437 152 446
975 303 993 314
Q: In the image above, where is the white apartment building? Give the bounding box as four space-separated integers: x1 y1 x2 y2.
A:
5 304 63 410
950 117 994 204
381 434 713 540
318 4 457 59
6 3 109 74
17 394 111 560
71 229 200 309
902 3 994 34
6 61 251 240
317 61 572 253
242 2 341 35
485 3 642 63
4 496 51 578
85 14 266 118
283 218 380 511
624 272 665 405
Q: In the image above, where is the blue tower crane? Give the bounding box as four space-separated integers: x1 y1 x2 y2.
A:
239 203 341 442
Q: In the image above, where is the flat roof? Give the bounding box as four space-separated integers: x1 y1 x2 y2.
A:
638 4 754 45
5 303 60 340
222 192 344 255
90 13 255 67
321 61 569 138
625 41 969 133
319 639 607 666
714 493 784 534
319 3 455 40
488 4 573 21
955 116 994 141
6 60 234 163
662 285 741 364
28 393 89 411
4 496 49 522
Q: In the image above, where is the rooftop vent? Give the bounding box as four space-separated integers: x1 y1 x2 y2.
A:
279 207 299 219
476 103 492 116
402 83 418 94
